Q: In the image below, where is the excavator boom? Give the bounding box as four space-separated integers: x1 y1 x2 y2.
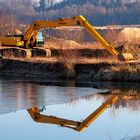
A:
23 15 134 61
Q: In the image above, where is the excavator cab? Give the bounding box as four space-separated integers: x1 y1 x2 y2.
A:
36 31 44 47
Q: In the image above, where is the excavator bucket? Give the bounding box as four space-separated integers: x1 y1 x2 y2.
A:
118 53 135 61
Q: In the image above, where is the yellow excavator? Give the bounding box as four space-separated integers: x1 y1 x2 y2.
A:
0 15 134 61
28 96 118 132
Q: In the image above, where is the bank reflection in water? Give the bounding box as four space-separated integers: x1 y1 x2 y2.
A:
0 81 46 114
0 79 109 115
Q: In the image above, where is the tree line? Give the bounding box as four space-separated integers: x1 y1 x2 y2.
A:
0 0 140 26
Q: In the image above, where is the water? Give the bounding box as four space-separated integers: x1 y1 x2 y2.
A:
0 78 140 140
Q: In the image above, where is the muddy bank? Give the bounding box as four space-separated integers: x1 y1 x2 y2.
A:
0 59 67 79
0 58 140 82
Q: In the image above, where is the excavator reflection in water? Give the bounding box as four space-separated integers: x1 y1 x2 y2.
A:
28 96 118 132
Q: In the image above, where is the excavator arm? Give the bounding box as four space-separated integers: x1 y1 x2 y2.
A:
27 96 118 132
24 15 134 61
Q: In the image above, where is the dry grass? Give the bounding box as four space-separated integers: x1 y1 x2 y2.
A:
111 64 139 73
109 64 140 81
3 56 119 64
111 63 140 76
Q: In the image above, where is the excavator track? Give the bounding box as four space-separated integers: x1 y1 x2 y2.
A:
31 47 51 57
0 47 32 58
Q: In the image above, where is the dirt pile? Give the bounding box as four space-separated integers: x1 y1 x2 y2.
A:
117 28 140 44
44 36 80 49
115 28 140 59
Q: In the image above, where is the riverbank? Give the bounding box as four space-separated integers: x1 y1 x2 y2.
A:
0 58 140 82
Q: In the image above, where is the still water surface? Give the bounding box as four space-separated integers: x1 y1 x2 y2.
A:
0 78 140 140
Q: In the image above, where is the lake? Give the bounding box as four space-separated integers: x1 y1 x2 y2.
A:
0 78 140 140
